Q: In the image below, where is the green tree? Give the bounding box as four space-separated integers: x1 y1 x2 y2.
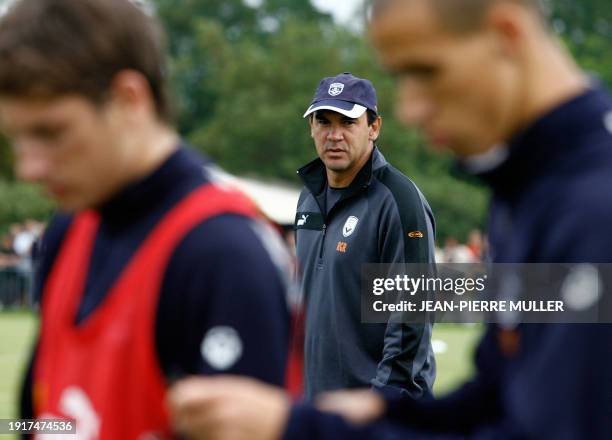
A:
188 19 360 180
0 0 604 237
153 0 331 134
551 0 612 86
0 181 55 232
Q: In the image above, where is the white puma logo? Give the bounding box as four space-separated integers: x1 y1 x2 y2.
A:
297 214 309 226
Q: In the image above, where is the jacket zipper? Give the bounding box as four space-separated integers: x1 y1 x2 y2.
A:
317 224 327 269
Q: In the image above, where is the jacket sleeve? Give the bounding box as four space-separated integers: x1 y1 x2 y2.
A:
156 214 291 386
283 403 414 440
371 179 437 398
381 325 504 432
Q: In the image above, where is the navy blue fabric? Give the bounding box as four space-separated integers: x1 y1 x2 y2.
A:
21 146 289 418
306 72 378 114
284 88 612 439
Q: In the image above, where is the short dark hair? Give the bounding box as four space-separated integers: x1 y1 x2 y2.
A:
372 0 549 34
366 110 379 126
0 0 173 123
310 109 380 126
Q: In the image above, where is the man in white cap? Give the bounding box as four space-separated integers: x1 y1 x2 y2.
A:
295 72 436 400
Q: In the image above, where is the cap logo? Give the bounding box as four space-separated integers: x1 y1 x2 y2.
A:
328 82 344 97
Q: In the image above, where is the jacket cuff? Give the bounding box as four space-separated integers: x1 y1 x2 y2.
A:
282 403 321 440
373 385 421 421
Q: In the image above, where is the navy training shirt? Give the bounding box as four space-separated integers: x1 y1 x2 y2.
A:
21 146 290 418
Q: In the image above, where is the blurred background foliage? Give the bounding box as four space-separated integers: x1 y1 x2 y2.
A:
0 0 610 242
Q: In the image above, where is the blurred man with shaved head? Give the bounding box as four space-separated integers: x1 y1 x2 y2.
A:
169 1 612 438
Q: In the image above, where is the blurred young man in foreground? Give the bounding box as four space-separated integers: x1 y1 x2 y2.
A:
0 0 289 438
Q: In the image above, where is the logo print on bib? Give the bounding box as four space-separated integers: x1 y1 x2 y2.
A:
342 216 359 237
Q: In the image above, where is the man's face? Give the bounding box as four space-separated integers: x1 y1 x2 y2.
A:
310 110 380 182
0 95 130 211
370 0 522 157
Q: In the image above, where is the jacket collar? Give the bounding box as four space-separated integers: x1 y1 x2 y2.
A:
466 87 612 199
95 144 201 229
297 147 387 202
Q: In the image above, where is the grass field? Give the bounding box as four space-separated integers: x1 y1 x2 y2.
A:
0 311 37 420
431 324 483 395
0 313 482 426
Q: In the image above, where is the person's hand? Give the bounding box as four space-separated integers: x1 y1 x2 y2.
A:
315 389 386 425
167 376 290 440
